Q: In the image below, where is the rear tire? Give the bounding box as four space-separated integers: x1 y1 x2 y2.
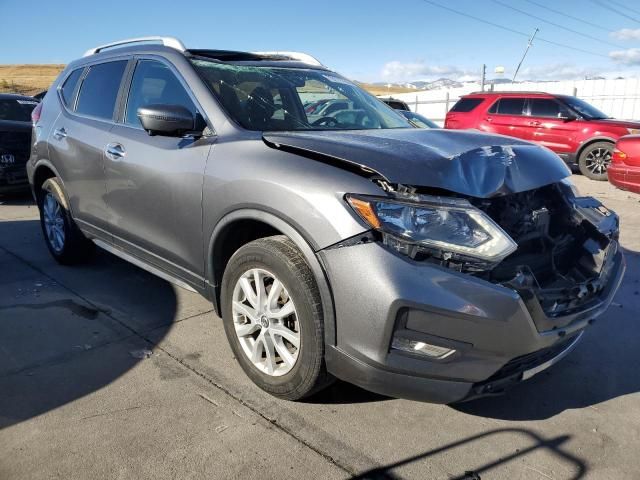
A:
38 177 93 265
221 235 333 400
578 141 613 181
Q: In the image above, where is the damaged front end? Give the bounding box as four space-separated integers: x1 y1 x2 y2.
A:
473 181 621 328
347 179 622 331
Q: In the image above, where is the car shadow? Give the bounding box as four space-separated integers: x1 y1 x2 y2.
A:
306 379 391 404
0 218 177 430
0 190 33 206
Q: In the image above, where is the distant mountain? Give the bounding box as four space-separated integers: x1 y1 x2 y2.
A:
414 78 464 90
368 78 464 90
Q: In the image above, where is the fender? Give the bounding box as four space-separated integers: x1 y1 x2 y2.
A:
206 208 337 346
29 159 65 202
576 135 617 153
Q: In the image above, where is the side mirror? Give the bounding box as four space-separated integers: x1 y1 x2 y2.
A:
561 113 578 122
137 104 196 137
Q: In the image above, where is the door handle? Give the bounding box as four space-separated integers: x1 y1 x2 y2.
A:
105 143 126 160
484 117 493 122
529 121 541 126
53 127 67 140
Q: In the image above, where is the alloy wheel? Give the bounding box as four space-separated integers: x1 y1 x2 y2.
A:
584 147 612 175
43 193 65 253
231 268 300 376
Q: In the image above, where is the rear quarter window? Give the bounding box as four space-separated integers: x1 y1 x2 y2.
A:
76 61 128 120
488 98 526 115
450 98 483 112
60 68 84 108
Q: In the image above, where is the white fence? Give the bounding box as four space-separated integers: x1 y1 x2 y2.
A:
386 78 640 126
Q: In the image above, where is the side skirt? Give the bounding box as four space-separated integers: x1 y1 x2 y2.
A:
92 238 198 293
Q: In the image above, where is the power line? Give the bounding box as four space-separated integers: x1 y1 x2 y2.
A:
608 0 640 17
591 0 640 24
523 0 612 30
502 0 624 47
417 0 610 58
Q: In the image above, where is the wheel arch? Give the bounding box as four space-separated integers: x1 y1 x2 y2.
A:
31 160 64 205
206 209 336 346
576 136 616 160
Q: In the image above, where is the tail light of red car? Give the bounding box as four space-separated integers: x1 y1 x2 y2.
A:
612 148 627 165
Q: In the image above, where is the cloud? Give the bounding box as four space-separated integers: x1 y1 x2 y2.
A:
609 48 640 65
610 28 640 41
381 61 471 81
517 63 596 81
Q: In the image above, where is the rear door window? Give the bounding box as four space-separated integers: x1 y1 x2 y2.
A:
76 60 127 120
529 98 568 118
124 59 196 127
60 68 84 108
450 98 483 112
489 98 526 115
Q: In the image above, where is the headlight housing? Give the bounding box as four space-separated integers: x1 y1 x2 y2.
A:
627 128 640 135
346 194 517 264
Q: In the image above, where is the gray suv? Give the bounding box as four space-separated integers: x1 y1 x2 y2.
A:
28 37 625 403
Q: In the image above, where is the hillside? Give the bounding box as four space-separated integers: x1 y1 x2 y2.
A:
0 64 422 97
0 64 65 96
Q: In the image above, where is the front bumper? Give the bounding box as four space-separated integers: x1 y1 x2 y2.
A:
0 163 29 193
320 240 625 403
608 164 640 194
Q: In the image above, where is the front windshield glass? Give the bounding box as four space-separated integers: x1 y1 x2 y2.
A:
560 96 609 120
401 110 439 128
190 59 412 131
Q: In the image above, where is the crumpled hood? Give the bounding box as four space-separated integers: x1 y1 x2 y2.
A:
264 128 571 198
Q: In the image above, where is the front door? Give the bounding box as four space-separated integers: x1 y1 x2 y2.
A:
104 58 214 285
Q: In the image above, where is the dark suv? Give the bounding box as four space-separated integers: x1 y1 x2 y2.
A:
29 37 624 403
0 93 39 193
445 92 640 181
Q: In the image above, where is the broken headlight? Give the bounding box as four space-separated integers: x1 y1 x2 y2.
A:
346 194 517 264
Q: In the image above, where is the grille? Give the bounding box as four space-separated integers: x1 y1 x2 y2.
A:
483 337 575 383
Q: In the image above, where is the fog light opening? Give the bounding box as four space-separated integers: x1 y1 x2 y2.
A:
392 337 456 359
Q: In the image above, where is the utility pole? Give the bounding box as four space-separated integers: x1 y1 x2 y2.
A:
480 64 486 92
512 27 539 83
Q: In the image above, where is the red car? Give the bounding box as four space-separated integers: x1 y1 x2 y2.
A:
445 92 640 181
608 135 640 194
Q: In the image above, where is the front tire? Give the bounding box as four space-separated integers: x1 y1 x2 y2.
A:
221 235 333 400
578 141 613 181
38 177 93 264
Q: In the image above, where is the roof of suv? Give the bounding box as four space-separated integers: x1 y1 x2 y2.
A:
463 91 557 98
78 36 327 70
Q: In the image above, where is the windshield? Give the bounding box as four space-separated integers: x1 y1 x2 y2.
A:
0 98 38 122
560 96 609 120
190 59 412 131
401 110 439 129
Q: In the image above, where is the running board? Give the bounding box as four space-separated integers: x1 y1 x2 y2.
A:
92 239 198 293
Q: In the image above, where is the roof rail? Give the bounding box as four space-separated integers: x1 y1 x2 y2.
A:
83 36 186 57
251 51 324 67
467 90 551 95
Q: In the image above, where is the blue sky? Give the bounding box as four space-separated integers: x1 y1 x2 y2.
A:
2 0 640 82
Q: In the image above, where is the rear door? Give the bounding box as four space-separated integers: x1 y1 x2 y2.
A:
481 97 530 139
48 60 128 235
104 57 215 285
526 98 575 154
